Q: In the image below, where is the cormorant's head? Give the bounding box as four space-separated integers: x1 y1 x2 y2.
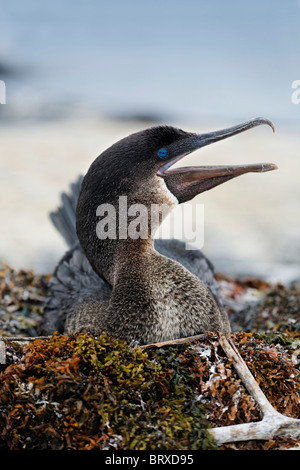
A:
76 117 277 277
87 117 276 206
154 117 277 203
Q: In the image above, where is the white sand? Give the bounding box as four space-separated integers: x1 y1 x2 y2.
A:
0 117 299 283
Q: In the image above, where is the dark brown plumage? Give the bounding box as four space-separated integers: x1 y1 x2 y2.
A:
40 119 276 344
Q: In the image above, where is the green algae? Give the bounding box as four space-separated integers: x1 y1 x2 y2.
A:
0 332 216 450
1 265 300 450
254 331 300 349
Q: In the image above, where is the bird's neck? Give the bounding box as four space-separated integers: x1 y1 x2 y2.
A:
77 175 178 286
91 237 156 286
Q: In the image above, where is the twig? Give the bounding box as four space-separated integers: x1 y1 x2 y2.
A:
140 333 207 350
142 333 300 445
1 335 51 342
209 335 300 445
1 331 300 446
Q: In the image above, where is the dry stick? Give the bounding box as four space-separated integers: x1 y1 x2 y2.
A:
2 332 300 445
140 333 207 350
210 335 300 445
1 335 51 342
0 340 6 365
142 333 300 445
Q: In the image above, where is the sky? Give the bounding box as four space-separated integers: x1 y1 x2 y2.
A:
0 0 300 126
0 1 300 275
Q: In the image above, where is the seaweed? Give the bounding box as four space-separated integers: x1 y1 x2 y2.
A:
218 274 300 333
233 332 300 419
0 332 216 450
0 263 48 337
187 333 262 428
1 266 300 450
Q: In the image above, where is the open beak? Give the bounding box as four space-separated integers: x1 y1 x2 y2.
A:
158 117 278 203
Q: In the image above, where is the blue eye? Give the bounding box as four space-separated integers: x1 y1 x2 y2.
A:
158 148 168 159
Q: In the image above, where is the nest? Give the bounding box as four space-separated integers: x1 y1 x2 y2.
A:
0 263 299 450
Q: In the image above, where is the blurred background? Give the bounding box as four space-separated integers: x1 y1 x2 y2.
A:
0 0 299 284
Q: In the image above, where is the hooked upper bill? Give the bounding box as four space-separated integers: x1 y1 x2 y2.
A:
157 117 277 202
